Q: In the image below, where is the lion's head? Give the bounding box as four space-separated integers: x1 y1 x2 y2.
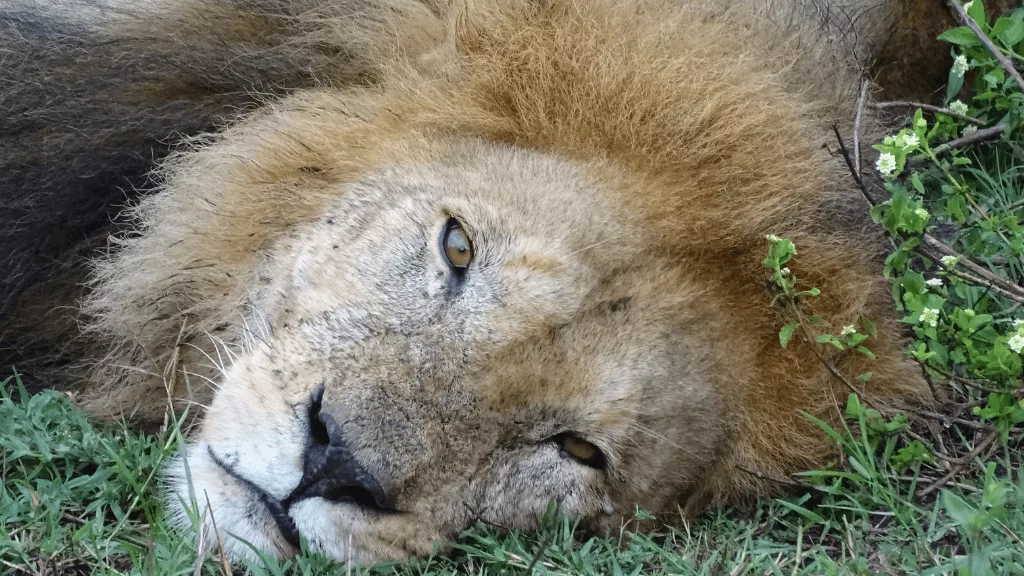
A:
166 138 729 561
73 0 931 564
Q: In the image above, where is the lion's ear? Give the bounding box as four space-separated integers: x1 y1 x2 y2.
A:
0 0 443 376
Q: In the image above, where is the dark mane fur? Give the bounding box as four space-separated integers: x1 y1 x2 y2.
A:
0 0 443 380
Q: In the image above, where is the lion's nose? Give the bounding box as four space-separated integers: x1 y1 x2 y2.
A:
282 386 393 511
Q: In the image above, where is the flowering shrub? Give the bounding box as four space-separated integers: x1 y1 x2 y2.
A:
868 1 1024 431
763 7 1023 570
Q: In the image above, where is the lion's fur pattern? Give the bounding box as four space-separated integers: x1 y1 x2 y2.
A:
0 0 967 564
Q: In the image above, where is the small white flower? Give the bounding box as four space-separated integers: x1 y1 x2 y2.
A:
962 125 978 136
876 152 898 176
948 100 969 116
766 234 781 242
841 325 857 336
915 207 930 220
953 54 969 76
902 133 920 149
940 255 959 267
925 278 943 287
919 308 940 327
1008 333 1024 354
781 267 791 276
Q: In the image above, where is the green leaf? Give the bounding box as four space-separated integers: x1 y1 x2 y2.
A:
943 491 987 533
998 17 1024 45
902 271 927 295
911 172 926 194
947 66 966 103
816 334 844 350
774 498 825 525
946 194 969 223
938 26 981 46
779 323 797 348
846 394 864 418
966 0 986 27
861 318 878 338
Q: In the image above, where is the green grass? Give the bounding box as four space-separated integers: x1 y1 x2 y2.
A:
2 373 1023 575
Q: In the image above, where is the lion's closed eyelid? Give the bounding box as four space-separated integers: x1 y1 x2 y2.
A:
549 432 607 470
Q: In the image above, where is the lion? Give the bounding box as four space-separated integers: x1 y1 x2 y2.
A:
0 0 972 564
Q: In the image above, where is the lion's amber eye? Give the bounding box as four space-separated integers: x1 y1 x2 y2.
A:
554 434 606 469
441 218 473 270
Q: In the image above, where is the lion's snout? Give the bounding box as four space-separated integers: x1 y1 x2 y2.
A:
285 386 394 512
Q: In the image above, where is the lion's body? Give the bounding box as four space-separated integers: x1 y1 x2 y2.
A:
0 0 966 563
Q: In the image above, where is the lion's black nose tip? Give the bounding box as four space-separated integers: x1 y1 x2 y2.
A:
285 385 392 511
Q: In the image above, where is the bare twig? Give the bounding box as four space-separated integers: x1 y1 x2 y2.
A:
930 123 1005 156
920 235 1024 303
918 428 999 497
833 124 866 194
782 299 896 416
903 407 993 431
462 501 512 532
946 268 1024 304
1005 197 1024 212
832 124 898 249
0 560 32 575
927 365 1005 394
946 0 1024 94
891 476 979 492
853 79 870 171
905 429 959 464
872 101 984 125
736 465 809 489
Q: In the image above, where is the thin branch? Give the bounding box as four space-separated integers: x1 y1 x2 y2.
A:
785 300 893 416
832 124 898 249
918 428 999 497
902 406 992 430
736 465 809 489
853 79 870 171
929 366 1005 395
462 501 512 532
833 124 866 194
920 235 1024 303
930 123 1005 156
946 0 1024 94
905 429 966 464
872 101 984 125
1004 197 1024 212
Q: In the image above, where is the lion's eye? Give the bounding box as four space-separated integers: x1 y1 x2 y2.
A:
441 218 473 270
553 433 606 469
